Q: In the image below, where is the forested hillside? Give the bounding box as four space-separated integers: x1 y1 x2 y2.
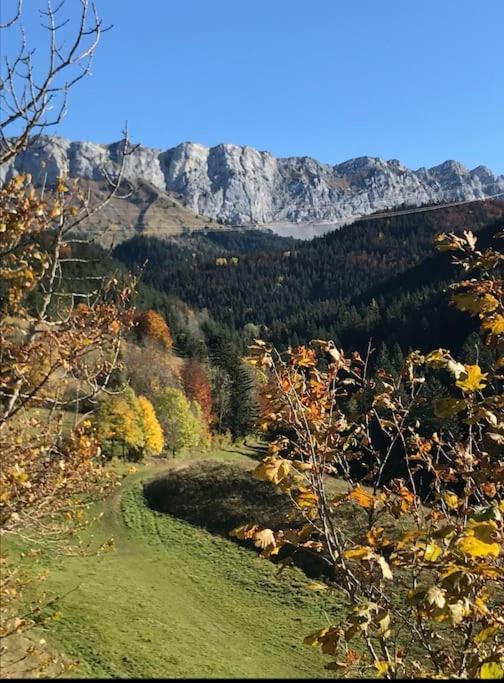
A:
114 229 297 272
114 200 504 358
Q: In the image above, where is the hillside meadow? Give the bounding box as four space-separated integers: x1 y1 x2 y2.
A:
5 444 347 679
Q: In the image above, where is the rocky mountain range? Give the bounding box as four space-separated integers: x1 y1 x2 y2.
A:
2 136 503 240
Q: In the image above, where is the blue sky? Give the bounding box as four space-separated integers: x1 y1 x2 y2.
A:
2 0 504 172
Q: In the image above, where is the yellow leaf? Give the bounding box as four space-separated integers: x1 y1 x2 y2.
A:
377 555 393 580
304 625 341 655
425 348 450 368
374 661 390 678
424 541 443 562
448 600 470 625
480 661 504 679
349 485 375 509
344 545 373 560
304 626 329 646
375 609 391 637
475 597 490 616
442 492 459 510
291 460 313 472
453 293 498 315
446 359 468 379
456 365 488 393
483 314 504 336
262 541 283 558
253 528 276 549
253 456 291 485
457 522 501 558
373 392 395 409
475 625 500 644
427 585 446 608
230 523 259 540
296 489 319 508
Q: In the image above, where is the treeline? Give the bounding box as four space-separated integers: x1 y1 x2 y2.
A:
114 200 504 363
75 305 262 460
52 201 504 458
113 228 297 272
22 237 262 453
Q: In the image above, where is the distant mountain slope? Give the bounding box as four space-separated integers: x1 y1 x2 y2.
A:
68 178 222 247
115 199 504 352
2 136 503 238
113 229 297 272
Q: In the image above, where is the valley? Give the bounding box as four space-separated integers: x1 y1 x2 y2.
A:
2 2 503 675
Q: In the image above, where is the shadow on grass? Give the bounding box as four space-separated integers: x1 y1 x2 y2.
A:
143 460 329 578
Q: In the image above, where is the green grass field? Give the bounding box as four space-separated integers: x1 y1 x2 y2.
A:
10 443 346 678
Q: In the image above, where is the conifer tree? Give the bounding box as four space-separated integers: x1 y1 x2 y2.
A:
228 363 259 440
211 367 231 435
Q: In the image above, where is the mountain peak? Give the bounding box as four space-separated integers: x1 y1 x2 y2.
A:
429 159 469 176
1 136 503 238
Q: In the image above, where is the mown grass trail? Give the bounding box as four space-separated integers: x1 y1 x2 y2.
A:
15 444 344 678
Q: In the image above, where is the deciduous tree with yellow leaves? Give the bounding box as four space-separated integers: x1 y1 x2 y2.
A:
135 309 173 349
0 2 136 675
96 388 144 459
138 395 164 456
241 229 503 679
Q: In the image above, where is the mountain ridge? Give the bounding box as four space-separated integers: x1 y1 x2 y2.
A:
2 136 503 238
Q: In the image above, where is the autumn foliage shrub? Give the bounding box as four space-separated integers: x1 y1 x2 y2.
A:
134 309 173 349
138 395 164 456
0 174 135 673
240 230 503 679
95 389 164 459
181 359 215 430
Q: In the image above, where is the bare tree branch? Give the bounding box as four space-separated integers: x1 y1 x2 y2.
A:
0 0 110 164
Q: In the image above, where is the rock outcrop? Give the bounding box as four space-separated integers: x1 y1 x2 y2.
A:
2 136 503 238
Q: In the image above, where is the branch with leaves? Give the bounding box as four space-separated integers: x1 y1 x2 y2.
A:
239 229 503 679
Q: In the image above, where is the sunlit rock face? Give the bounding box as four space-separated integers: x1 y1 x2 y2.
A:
2 136 503 236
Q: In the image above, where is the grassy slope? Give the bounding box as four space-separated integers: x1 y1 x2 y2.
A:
17 444 344 678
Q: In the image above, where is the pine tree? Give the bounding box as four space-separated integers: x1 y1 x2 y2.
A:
228 363 259 440
211 366 231 435
375 342 394 375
